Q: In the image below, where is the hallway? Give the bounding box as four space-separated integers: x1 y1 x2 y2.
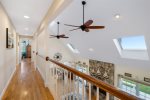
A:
2 59 54 100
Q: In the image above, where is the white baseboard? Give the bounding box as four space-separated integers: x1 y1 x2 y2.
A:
0 67 16 99
36 66 47 87
37 66 45 81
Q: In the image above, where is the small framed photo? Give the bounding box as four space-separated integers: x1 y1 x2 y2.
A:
6 28 14 48
124 73 132 77
144 77 150 83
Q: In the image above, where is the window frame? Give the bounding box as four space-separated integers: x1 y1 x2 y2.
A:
118 75 150 100
113 35 149 60
119 36 147 51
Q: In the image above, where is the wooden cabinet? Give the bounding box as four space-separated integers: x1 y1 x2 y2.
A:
26 44 31 58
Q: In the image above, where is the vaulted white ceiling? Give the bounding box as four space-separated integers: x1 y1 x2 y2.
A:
49 0 150 68
1 0 150 68
0 0 53 35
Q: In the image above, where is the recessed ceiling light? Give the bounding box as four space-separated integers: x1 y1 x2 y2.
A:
89 48 94 52
115 14 120 19
25 28 29 30
24 15 30 19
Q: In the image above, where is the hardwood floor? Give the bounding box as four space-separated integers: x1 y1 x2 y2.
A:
2 59 54 100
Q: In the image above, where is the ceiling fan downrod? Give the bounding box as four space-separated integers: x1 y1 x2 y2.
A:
57 21 60 35
82 1 86 25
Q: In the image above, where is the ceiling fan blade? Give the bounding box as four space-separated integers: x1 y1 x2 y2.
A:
70 27 80 31
59 36 66 38
50 35 57 37
61 36 69 38
49 36 56 38
59 34 65 37
64 24 80 27
84 28 89 32
87 26 105 29
84 20 93 26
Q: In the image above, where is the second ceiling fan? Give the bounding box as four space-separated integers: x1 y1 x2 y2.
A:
64 1 105 32
50 22 69 39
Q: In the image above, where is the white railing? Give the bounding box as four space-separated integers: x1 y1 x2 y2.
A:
34 52 140 100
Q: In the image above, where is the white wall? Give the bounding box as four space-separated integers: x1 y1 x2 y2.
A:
36 28 75 68
31 37 36 62
115 64 150 87
36 29 48 81
32 28 75 99
47 31 75 62
35 28 75 76
0 3 17 98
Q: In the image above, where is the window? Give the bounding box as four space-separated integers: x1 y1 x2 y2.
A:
113 35 149 60
67 43 80 54
119 36 147 50
139 84 150 99
119 77 150 100
120 78 136 96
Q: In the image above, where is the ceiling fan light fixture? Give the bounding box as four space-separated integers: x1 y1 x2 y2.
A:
24 15 30 19
115 14 120 19
89 48 94 52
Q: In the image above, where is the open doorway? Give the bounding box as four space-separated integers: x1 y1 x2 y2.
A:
20 39 32 60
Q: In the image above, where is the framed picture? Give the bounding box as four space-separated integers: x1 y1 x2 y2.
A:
144 77 150 83
6 28 14 48
124 73 132 77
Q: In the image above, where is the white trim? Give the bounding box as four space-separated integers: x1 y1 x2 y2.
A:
37 66 45 82
0 67 16 99
36 66 47 88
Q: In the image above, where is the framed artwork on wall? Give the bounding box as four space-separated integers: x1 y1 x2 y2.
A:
89 59 114 85
6 28 14 48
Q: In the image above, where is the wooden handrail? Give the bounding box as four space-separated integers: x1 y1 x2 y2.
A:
36 54 140 100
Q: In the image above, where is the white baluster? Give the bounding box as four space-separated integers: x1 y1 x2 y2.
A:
62 70 65 100
66 71 68 100
69 72 71 100
97 87 99 100
77 76 79 100
82 79 85 100
55 65 58 100
72 74 75 100
89 83 91 100
106 92 110 100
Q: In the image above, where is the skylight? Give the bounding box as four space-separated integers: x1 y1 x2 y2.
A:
119 36 147 50
113 35 149 60
67 43 80 54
